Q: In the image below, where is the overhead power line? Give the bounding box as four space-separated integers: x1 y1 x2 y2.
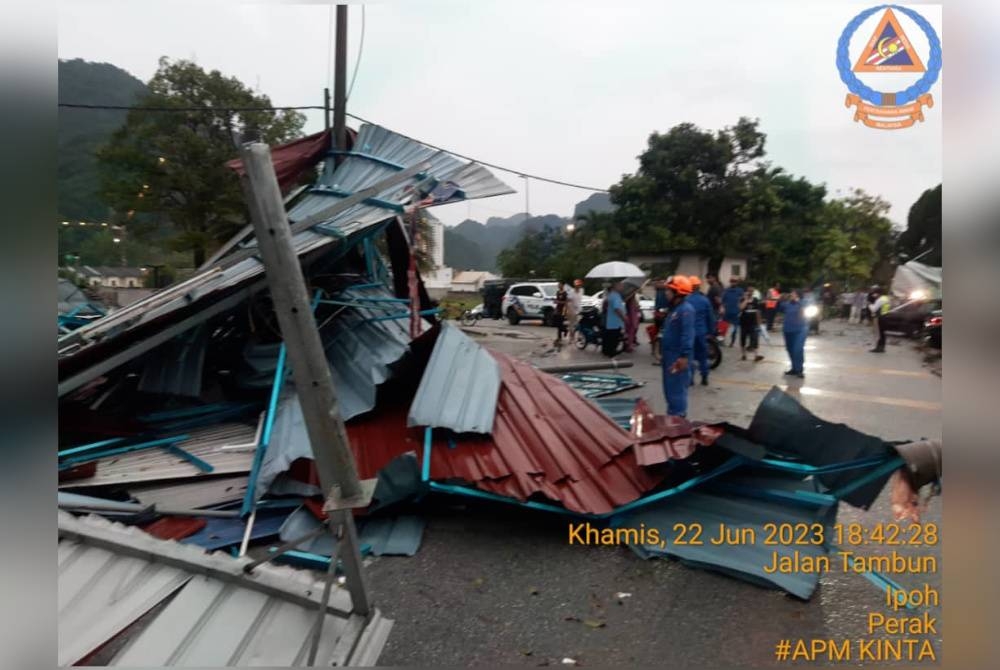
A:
345 5 366 102
343 111 609 192
59 103 326 112
57 102 610 192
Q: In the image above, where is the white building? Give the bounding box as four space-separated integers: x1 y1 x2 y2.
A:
419 212 453 297
627 250 749 285
451 271 499 293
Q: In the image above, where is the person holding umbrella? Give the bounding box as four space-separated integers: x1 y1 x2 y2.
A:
584 261 646 358
602 280 627 357
660 275 695 417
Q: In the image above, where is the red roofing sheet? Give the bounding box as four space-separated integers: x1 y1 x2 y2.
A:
141 516 207 541
630 399 723 467
291 348 719 515
225 127 356 194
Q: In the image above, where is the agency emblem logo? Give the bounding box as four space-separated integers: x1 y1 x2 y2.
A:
837 5 942 129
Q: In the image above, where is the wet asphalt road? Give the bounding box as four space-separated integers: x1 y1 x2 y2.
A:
367 319 942 667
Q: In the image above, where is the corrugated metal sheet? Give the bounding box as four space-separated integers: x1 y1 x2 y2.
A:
128 476 249 510
407 322 500 433
324 284 429 421
59 423 257 489
58 530 190 666
180 507 290 551
255 283 427 500
359 516 426 556
141 517 208 541
332 352 664 515
591 397 640 429
561 372 643 398
427 351 662 515
58 511 390 666
622 477 837 599
137 324 209 397
289 124 513 242
278 509 425 557
59 124 512 388
279 505 336 555
629 399 723 467
261 346 722 515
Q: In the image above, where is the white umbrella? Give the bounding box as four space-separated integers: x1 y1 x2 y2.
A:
585 261 646 279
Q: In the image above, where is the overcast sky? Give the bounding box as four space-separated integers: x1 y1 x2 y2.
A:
58 1 942 228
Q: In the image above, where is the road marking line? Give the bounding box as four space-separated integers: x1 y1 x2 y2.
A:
710 378 941 412
754 359 931 378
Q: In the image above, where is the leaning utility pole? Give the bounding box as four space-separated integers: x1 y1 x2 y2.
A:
332 4 348 166
239 144 376 630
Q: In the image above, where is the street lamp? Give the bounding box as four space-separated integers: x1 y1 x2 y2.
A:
112 237 121 244
850 244 857 250
565 223 576 233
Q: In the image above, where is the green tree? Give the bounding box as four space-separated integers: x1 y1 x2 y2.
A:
495 119 899 292
97 58 305 266
897 184 941 266
497 227 567 278
813 189 893 289
608 117 768 263
744 170 828 288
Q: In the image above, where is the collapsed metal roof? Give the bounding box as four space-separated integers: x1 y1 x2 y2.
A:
407 322 501 434
58 511 391 666
264 345 723 516
57 124 513 397
623 474 837 600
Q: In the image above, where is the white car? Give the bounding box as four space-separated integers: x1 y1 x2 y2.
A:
501 282 560 325
590 289 656 322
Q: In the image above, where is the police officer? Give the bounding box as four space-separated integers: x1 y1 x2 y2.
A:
660 275 696 417
686 276 716 386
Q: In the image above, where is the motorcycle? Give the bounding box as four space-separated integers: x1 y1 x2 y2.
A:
459 303 485 327
804 303 821 334
707 334 722 369
574 306 625 354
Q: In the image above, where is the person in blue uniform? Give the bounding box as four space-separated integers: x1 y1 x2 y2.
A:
721 277 745 347
686 276 716 386
778 289 808 377
660 275 696 416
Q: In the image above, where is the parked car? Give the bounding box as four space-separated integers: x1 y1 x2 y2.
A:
923 309 941 349
590 289 655 322
879 299 942 337
501 282 560 325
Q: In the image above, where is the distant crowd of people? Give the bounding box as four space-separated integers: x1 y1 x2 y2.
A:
546 274 896 418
